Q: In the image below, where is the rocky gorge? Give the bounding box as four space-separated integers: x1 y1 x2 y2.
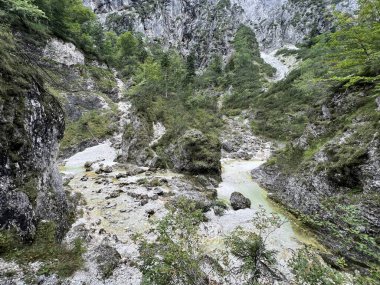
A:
1 0 379 284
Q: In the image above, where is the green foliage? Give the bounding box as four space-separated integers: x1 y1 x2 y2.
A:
223 25 273 111
251 1 380 142
317 4 380 79
196 54 224 88
85 66 117 94
185 52 196 82
34 0 99 53
0 0 46 28
128 49 223 168
61 110 117 151
0 230 17 254
290 247 346 285
114 31 145 75
225 228 276 283
137 199 286 285
19 175 39 205
223 208 286 284
137 197 207 285
0 25 39 95
0 222 85 277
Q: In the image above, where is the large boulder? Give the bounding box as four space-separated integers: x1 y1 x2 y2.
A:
168 129 221 175
230 192 251 210
119 116 156 167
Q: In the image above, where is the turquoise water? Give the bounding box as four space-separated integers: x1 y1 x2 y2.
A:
213 159 320 250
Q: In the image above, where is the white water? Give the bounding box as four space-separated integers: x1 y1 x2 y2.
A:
149 121 166 146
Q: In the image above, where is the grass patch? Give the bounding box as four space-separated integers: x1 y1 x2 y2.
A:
85 66 117 94
0 221 85 277
60 110 116 151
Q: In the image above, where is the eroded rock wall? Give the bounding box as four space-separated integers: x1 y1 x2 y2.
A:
0 82 69 240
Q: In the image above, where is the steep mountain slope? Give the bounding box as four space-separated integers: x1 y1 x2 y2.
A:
83 0 358 62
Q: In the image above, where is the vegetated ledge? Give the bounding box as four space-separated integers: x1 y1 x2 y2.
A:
252 141 380 272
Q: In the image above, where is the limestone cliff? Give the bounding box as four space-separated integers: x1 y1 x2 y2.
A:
83 0 358 62
0 31 70 240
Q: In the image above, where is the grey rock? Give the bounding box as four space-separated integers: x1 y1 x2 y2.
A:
94 244 121 278
83 0 358 65
43 38 84 66
84 161 94 168
222 141 238 153
115 173 127 179
106 191 120 199
322 104 332 120
153 188 164 196
102 165 113 173
0 81 70 240
95 164 114 174
230 192 251 210
84 161 94 172
146 209 155 217
62 174 74 186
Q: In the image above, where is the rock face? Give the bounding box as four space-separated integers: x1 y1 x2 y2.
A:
230 192 251 210
83 0 358 63
221 114 273 160
120 115 154 166
40 38 122 158
44 38 85 66
252 88 380 267
0 82 70 240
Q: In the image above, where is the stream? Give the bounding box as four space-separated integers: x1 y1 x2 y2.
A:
215 159 315 246
203 159 319 279
58 52 315 283
61 144 319 283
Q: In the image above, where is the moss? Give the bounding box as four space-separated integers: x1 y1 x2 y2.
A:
85 66 117 94
303 139 329 160
137 178 149 185
60 110 116 151
18 175 39 205
0 221 85 277
174 130 221 175
0 230 20 254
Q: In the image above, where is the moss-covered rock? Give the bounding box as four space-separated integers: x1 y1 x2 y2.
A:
167 129 221 175
93 244 121 279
